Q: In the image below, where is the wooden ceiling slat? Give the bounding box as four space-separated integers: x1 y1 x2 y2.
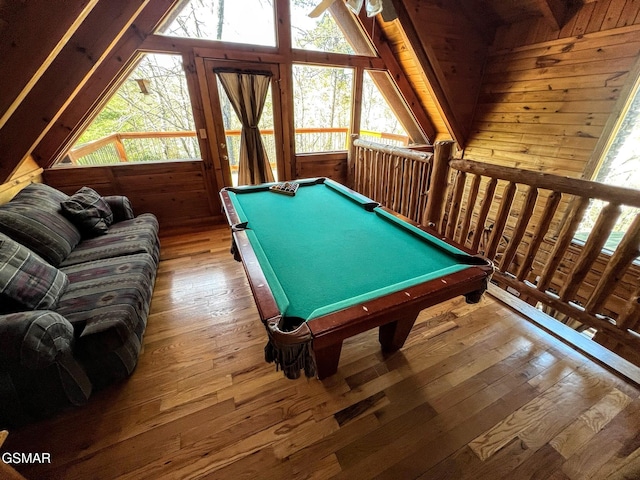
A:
0 0 159 182
0 0 100 131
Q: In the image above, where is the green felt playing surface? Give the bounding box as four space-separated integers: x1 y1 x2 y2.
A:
228 180 474 321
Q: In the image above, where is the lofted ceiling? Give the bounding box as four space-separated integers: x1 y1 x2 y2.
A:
0 0 586 183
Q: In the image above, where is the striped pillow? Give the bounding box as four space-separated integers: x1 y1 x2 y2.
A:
0 183 81 266
61 187 114 237
0 233 69 310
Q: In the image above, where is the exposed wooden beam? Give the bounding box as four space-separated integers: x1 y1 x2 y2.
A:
31 0 183 168
0 0 155 182
389 0 468 146
0 0 100 131
328 0 430 144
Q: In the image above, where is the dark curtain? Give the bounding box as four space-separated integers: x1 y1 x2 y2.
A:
217 71 274 185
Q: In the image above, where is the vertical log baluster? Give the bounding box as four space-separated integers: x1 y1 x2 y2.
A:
584 214 640 315
445 170 467 241
517 190 562 282
471 178 498 253
423 141 453 231
559 202 622 303
617 276 640 331
353 146 360 192
374 151 381 202
538 196 590 293
500 186 538 273
392 155 401 212
459 174 481 248
386 154 395 208
486 181 517 260
408 159 419 220
417 161 431 223
401 158 411 217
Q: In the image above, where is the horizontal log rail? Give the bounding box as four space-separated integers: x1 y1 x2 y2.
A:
352 139 640 370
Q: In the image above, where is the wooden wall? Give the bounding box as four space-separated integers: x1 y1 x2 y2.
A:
43 161 219 230
466 0 640 178
457 0 640 364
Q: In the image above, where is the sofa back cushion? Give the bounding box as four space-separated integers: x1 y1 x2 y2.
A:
0 233 69 311
0 183 81 265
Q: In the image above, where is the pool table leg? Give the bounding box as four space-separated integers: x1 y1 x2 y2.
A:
379 313 419 352
314 342 343 380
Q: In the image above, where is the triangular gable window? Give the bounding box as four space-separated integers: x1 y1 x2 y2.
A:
360 70 409 146
55 53 200 167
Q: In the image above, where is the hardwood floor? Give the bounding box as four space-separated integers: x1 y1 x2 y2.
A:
5 225 640 479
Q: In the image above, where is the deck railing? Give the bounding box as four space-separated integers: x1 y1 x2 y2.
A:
64 129 410 167
353 139 640 369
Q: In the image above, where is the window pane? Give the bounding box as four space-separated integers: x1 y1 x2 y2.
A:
57 54 200 167
360 70 409 146
290 0 355 54
157 0 276 47
576 81 640 252
292 65 353 153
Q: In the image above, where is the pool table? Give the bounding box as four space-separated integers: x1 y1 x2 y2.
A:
220 178 493 379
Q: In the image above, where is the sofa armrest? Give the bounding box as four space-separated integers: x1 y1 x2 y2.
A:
0 311 92 424
103 195 135 222
0 311 74 369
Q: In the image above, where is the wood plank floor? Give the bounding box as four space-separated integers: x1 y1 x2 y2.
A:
5 225 640 479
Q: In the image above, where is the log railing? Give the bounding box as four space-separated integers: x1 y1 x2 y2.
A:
352 139 640 369
353 137 434 223
438 157 640 362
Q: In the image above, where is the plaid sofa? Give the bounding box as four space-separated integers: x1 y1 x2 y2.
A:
0 183 159 426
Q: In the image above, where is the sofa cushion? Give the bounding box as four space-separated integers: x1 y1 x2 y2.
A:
57 253 157 345
0 233 69 310
59 213 160 267
0 183 81 266
61 187 114 237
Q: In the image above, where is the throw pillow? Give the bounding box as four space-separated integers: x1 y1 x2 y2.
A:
0 183 82 266
61 187 114 237
0 233 69 310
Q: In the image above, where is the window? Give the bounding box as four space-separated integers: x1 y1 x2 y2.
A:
292 65 354 153
576 79 640 252
157 0 276 47
57 54 200 167
360 70 409 146
290 0 355 54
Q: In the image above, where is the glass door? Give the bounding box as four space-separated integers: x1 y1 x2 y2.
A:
203 60 284 187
